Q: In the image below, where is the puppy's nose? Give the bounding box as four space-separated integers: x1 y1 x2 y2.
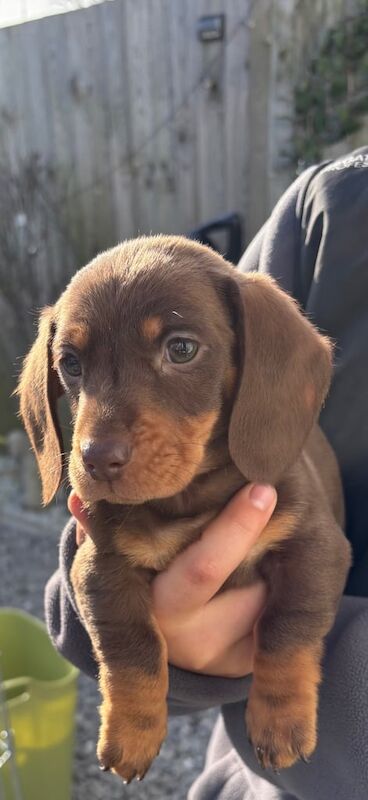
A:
80 439 131 482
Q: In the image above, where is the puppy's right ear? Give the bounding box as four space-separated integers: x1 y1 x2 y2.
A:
17 307 64 504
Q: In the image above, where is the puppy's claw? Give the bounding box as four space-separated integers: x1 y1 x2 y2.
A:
99 764 110 772
269 751 280 774
256 746 266 770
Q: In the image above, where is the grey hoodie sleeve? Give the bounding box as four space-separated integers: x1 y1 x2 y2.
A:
241 147 368 597
238 162 324 289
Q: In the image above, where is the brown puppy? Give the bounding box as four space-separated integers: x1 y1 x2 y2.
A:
18 236 351 782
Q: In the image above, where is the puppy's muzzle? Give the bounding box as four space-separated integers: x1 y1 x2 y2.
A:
81 438 132 482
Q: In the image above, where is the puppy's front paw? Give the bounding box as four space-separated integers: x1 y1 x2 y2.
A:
97 705 167 783
246 686 317 771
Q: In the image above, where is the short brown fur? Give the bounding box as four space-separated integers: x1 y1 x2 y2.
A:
18 235 351 781
246 645 322 769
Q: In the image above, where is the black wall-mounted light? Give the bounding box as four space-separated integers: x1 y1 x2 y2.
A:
196 14 225 43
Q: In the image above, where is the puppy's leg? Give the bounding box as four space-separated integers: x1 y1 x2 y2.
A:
71 539 168 783
246 520 350 770
246 642 322 770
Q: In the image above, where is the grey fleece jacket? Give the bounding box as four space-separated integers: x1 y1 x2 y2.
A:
45 147 368 799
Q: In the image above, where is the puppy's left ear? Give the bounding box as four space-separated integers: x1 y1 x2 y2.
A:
17 306 64 504
228 273 333 484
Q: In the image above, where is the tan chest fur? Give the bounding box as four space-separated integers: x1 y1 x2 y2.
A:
113 506 298 579
110 426 343 583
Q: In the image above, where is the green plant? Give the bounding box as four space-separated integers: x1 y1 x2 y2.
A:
294 3 368 165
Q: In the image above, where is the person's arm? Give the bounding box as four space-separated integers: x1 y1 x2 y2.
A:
238 163 325 293
45 483 276 715
240 148 368 596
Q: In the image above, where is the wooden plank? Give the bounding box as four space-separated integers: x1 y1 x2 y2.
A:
98 0 137 241
63 5 99 262
195 0 227 225
30 14 75 289
0 21 58 304
0 25 27 164
223 0 251 241
123 0 157 236
40 11 83 279
146 0 178 234
0 27 22 168
79 3 116 253
247 0 273 240
168 0 201 233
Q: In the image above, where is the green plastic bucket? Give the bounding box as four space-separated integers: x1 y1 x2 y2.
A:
0 608 79 800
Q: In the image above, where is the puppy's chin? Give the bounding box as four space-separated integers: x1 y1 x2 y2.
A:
68 458 197 506
69 473 159 506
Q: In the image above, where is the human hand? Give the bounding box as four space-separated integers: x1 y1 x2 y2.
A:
68 483 276 679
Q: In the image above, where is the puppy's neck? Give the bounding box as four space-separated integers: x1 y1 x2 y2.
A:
150 433 245 520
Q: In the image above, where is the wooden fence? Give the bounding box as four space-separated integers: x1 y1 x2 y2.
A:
1 0 361 280
0 0 252 275
0 0 364 360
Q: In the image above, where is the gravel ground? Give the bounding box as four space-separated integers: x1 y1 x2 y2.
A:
0 460 217 799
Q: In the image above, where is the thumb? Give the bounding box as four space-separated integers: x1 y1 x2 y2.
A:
67 490 92 534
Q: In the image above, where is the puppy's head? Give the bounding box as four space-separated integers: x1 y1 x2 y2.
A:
18 236 332 506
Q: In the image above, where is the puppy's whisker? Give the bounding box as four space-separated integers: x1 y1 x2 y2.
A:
120 506 135 527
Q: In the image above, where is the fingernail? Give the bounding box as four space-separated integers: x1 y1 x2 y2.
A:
248 484 276 511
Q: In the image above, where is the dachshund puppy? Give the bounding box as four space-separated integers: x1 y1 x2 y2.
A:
18 236 351 782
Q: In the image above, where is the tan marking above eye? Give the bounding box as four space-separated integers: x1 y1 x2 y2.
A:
59 324 89 351
141 316 163 342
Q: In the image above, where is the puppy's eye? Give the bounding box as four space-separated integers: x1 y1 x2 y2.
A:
166 337 199 364
60 353 82 377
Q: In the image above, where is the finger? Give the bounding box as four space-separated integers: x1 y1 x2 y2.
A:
202 635 256 678
164 583 265 665
67 491 91 532
170 633 256 679
195 582 267 649
159 583 266 673
153 483 276 616
76 523 86 547
156 581 266 650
